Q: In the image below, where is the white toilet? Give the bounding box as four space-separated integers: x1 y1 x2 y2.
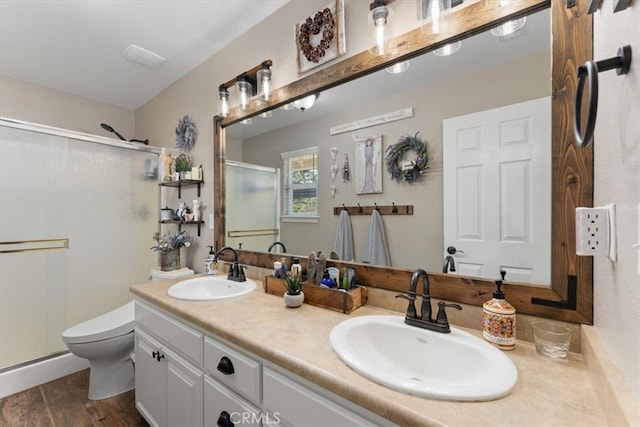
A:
62 301 135 400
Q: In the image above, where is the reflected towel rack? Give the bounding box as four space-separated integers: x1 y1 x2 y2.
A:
0 238 69 254
334 203 413 216
227 228 279 238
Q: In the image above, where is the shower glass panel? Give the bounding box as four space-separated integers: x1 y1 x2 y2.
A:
0 122 159 370
225 160 279 252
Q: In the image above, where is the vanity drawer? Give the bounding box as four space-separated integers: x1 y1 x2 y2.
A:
135 300 203 365
204 335 261 406
263 367 385 427
204 376 262 427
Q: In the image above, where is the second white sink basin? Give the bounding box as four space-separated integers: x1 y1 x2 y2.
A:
167 275 257 301
330 315 518 401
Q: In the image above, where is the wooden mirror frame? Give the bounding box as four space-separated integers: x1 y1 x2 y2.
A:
214 0 594 324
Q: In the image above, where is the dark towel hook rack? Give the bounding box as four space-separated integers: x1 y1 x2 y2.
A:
574 45 632 148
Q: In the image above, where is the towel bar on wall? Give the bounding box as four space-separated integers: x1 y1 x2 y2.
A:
573 45 632 148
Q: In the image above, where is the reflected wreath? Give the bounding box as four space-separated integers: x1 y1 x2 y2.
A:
385 132 430 183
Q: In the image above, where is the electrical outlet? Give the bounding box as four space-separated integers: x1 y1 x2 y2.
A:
576 207 610 256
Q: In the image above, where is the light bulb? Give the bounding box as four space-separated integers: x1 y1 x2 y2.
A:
257 66 272 102
369 5 390 56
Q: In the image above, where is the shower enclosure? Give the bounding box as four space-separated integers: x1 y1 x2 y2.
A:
0 119 160 389
225 160 279 252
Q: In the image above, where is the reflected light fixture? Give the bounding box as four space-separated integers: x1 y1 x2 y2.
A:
293 94 317 111
241 118 253 125
368 0 395 56
433 40 461 56
260 110 273 118
385 60 410 74
487 0 527 36
422 0 462 56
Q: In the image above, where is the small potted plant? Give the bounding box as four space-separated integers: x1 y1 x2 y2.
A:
151 230 192 271
174 153 192 180
283 274 304 308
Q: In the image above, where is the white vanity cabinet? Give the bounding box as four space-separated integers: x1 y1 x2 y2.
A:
134 299 393 427
134 302 204 427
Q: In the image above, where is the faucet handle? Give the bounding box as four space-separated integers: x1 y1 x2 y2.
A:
435 301 463 326
395 293 418 319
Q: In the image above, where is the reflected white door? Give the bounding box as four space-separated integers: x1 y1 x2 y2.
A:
443 97 551 285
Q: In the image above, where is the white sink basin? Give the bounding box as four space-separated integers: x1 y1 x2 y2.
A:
330 315 518 401
167 276 257 301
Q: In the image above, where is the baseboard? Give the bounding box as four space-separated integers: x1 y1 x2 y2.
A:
0 352 90 399
581 326 640 426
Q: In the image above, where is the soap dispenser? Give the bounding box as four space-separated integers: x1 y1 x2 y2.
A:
482 270 516 350
204 246 218 275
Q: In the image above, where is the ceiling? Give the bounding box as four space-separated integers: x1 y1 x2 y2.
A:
0 0 288 110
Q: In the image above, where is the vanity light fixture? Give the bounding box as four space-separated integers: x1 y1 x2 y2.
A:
293 94 317 111
217 59 272 116
218 86 230 118
368 0 396 56
235 76 252 111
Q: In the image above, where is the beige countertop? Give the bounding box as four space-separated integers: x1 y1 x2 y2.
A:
130 276 607 427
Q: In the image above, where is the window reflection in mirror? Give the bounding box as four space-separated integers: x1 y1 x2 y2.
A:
225 8 551 286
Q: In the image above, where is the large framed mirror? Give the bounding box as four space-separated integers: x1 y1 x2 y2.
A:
214 0 594 323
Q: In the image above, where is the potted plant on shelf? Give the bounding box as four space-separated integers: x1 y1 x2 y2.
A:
283 274 304 308
151 230 191 271
174 154 191 180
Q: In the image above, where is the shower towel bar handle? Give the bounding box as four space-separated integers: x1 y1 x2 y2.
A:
574 45 632 148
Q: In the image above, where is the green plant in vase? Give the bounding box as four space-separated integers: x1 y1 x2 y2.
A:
283 274 304 308
174 153 191 179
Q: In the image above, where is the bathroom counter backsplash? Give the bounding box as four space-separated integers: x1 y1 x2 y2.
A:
130 276 606 427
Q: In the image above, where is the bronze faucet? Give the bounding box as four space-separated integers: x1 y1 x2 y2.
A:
396 269 462 333
215 246 246 282
267 241 287 253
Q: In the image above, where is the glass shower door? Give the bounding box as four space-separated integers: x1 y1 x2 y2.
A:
0 123 158 370
225 160 279 252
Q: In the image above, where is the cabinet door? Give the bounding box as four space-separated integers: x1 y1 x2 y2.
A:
204 376 262 427
135 328 165 427
165 346 204 427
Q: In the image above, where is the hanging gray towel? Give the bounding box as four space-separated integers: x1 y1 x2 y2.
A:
333 210 355 262
362 209 391 266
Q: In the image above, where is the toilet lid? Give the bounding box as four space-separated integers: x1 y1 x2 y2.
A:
62 301 135 344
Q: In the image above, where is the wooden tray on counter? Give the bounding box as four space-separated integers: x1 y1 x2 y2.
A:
263 276 367 314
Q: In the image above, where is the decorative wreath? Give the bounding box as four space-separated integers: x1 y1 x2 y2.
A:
385 132 430 183
175 115 198 152
297 8 335 63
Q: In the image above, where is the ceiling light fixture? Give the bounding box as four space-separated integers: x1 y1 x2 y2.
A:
122 44 165 68
217 60 272 117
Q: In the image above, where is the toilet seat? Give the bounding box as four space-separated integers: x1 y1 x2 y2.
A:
62 301 135 344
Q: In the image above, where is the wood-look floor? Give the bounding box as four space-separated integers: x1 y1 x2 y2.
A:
0 369 147 427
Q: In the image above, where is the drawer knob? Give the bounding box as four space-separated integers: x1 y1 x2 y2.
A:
216 356 235 375
217 410 234 427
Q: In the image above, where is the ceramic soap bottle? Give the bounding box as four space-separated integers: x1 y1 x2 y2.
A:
482 270 516 350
